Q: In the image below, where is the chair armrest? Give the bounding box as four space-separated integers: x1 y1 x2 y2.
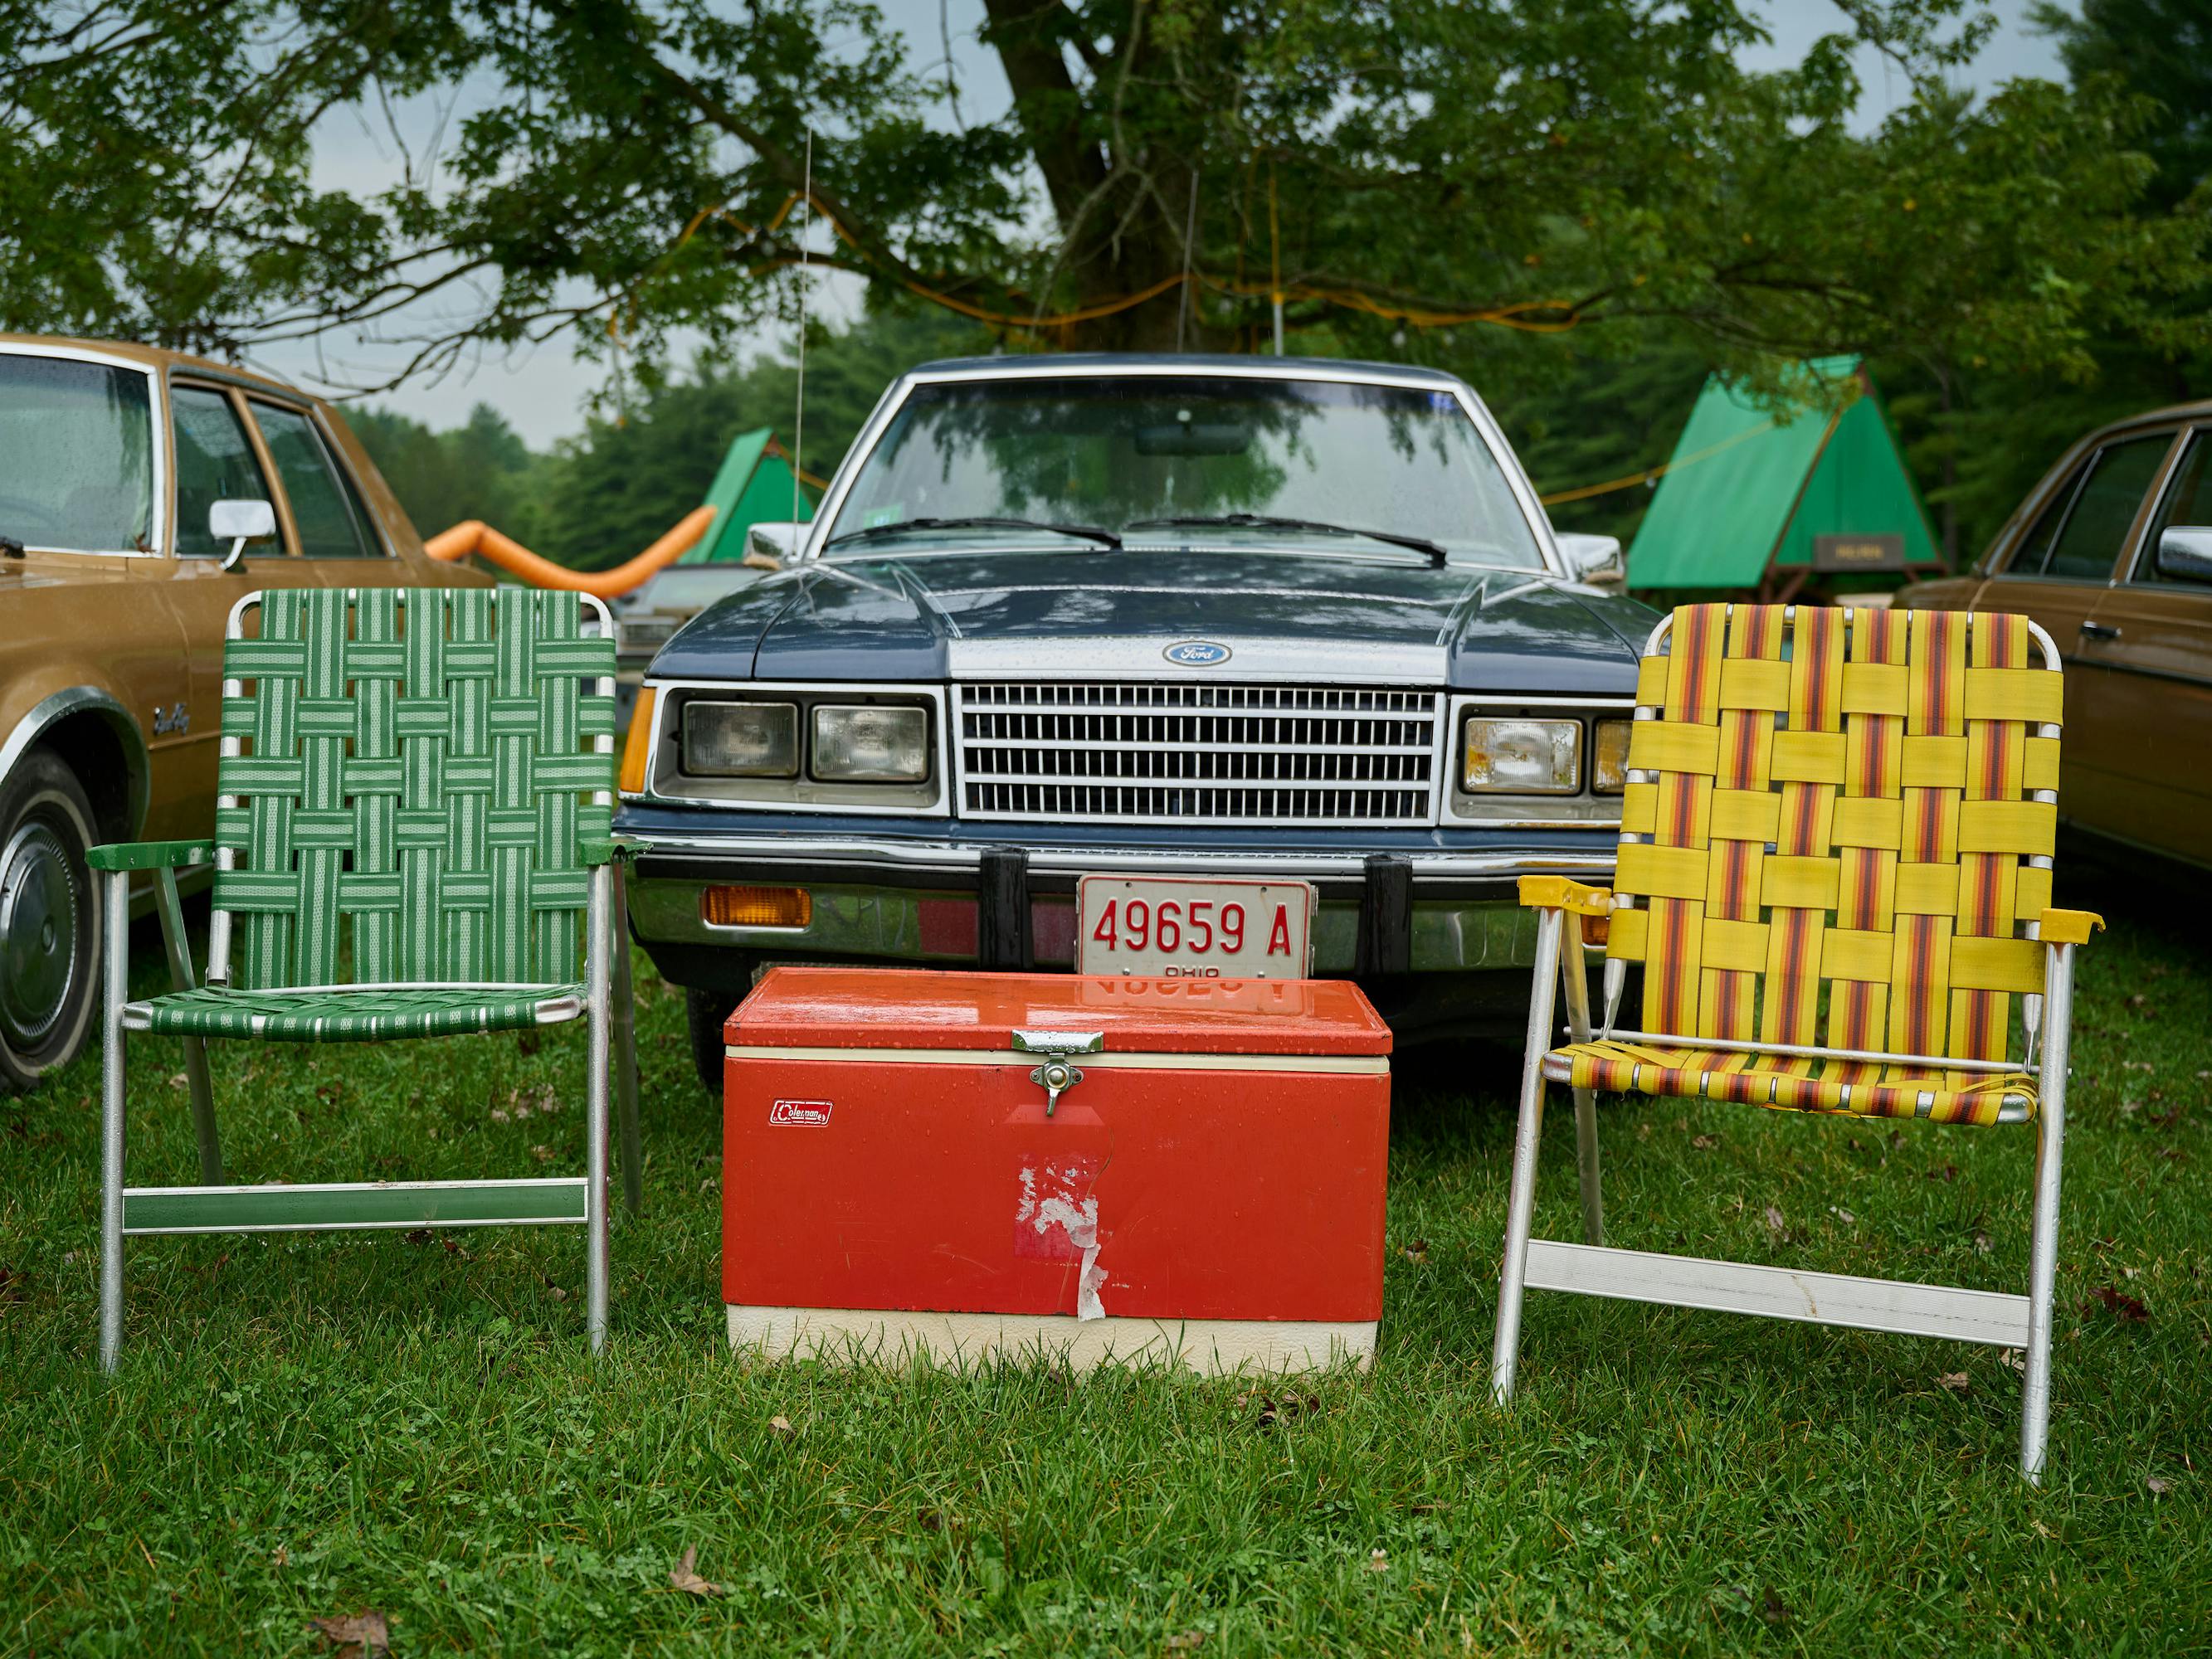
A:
1518 875 1612 916
581 836 653 866
2039 908 2104 946
85 839 217 873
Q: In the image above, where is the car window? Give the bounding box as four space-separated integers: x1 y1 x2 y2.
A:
0 355 156 553
251 402 379 558
2014 433 2174 581
172 386 278 560
2136 430 2211 585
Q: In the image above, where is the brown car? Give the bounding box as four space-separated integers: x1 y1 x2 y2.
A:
1901 401 2212 874
0 336 490 1091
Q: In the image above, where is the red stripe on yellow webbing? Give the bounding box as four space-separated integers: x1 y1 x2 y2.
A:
1668 604 1727 725
1760 907 1822 1045
1909 609 1969 737
1890 912 1952 1058
1975 611 2029 671
1790 606 1844 732
1644 897 1704 1034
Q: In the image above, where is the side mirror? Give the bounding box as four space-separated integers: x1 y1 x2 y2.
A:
1556 532 1625 586
744 519 804 571
2156 526 2212 584
209 499 277 572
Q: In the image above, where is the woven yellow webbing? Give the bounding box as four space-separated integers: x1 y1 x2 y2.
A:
1603 603 2068 1082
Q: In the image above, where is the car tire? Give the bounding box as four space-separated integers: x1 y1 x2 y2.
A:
686 985 744 1095
0 749 102 1094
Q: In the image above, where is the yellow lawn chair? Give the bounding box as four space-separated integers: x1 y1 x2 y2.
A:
1493 602 2100 1482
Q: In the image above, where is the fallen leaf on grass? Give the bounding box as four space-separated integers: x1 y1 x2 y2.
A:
1400 1238 1430 1265
1829 1207 1855 1226
403 1228 435 1246
1926 1164 1957 1183
768 1414 797 1438
309 1609 390 1657
1937 1371 1971 1395
167 1073 188 1090
1997 1347 2027 1374
2031 1519 2056 1539
2086 1286 2150 1323
1972 1223 1993 1255
1760 1587 1790 1625
669 1545 722 1597
272 1545 288 1569
1764 1205 1786 1239
1165 1633 1206 1652
1366 1548 1390 1574
1691 1134 1717 1151
2147 1476 2174 1497
530 1144 554 1164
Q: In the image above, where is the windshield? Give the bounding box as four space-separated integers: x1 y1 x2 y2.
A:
0 355 155 553
825 374 1546 569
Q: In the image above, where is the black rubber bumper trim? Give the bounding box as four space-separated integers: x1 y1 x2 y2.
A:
1356 853 1414 975
978 847 1033 970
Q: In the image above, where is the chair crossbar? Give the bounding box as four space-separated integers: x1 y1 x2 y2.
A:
1523 1238 2032 1348
1590 1029 2026 1075
121 1177 590 1235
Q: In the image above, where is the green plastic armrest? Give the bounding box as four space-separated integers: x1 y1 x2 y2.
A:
85 839 217 873
581 837 653 866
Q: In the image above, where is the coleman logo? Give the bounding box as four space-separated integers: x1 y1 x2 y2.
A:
768 1099 833 1127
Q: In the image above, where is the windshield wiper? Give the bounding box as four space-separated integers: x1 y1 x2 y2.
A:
825 515 1122 551
1126 512 1447 567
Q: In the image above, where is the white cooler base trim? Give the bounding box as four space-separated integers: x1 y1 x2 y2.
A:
727 1305 1376 1374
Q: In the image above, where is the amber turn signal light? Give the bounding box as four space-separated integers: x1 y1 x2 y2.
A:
619 688 656 794
701 885 812 928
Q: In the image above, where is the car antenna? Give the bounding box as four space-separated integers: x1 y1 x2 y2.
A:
791 126 811 564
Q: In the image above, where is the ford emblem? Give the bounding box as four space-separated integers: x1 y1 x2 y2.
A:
1163 640 1232 667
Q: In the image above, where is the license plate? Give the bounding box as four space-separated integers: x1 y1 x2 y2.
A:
1074 876 1314 978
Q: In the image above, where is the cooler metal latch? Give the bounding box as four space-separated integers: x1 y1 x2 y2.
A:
1012 1029 1104 1117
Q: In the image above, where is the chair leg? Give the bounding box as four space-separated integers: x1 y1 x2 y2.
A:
585 864 612 1354
2021 941 2075 1484
1558 930 1603 1248
1492 907 1564 1404
612 864 642 1216
99 870 130 1374
152 867 221 1183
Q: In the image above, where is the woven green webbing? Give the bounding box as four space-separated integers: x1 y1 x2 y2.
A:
213 589 616 992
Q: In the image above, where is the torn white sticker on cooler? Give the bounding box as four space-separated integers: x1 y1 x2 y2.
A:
1015 1155 1108 1321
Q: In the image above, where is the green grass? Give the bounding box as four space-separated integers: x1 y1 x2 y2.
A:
3 895 2208 1657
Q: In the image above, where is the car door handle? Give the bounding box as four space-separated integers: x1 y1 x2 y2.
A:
2079 620 2122 641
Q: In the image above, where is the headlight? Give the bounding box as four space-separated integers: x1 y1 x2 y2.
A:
812 704 929 782
682 701 799 776
1463 717 1580 794
1592 718 1633 794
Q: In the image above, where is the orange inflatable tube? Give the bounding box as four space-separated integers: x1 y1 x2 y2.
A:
423 504 720 598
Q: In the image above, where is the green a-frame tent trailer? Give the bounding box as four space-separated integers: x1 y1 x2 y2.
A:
1626 358 1942 600
679 426 816 564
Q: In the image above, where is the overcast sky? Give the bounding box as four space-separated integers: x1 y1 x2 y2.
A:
251 0 2069 447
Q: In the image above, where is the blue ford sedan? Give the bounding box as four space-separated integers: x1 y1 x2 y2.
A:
613 354 1660 1085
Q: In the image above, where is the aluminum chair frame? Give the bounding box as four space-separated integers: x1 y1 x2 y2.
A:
1489 604 2095 1483
94 588 642 1369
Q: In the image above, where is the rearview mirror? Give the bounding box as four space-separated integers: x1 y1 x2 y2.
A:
1133 421 1250 456
209 498 277 572
745 520 803 570
1556 532 1624 586
2156 526 2212 584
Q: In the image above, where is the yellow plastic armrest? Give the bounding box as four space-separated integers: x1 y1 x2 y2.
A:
2039 908 2104 946
1518 875 1612 916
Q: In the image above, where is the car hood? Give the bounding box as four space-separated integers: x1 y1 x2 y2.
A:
651 548 1655 693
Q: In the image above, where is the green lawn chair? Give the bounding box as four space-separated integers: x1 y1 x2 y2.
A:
89 586 642 1368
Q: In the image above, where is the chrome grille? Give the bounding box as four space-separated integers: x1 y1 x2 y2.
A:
956 681 1444 825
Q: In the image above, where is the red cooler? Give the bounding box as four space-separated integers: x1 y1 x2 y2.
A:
723 968 1392 1372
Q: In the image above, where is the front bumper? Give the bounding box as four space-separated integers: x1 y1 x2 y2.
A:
617 810 1618 988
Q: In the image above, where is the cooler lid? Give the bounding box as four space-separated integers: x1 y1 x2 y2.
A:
728 968 1392 1057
